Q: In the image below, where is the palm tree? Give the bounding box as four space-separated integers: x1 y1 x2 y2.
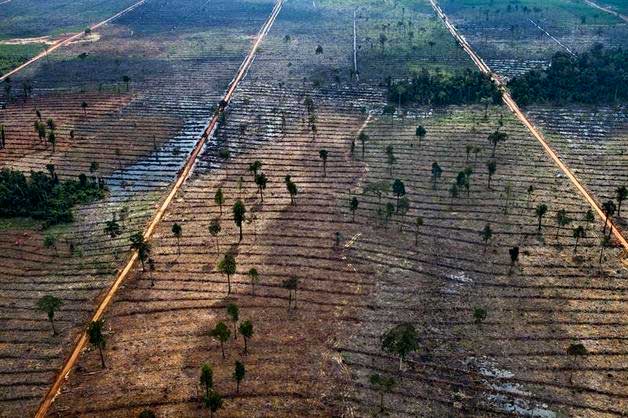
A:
535 204 548 231
385 145 396 175
200 363 213 399
583 209 595 230
616 186 627 216
227 303 239 340
217 253 236 294
171 223 182 255
602 200 616 235
392 179 405 210
319 149 328 176
248 160 262 181
247 268 260 296
239 320 253 354
205 391 223 418
599 235 611 265
233 200 246 241
488 130 507 157
381 323 418 371
415 125 426 146
431 162 442 190
47 130 56 153
210 322 230 359
88 319 106 368
486 160 496 189
36 295 63 335
285 176 298 204
359 132 368 159
254 173 267 202
282 277 299 311
350 197 359 222
46 118 56 131
81 101 88 116
573 225 585 254
369 374 396 413
449 183 459 204
233 361 245 393
208 218 221 252
130 232 151 271
555 209 571 239
214 188 225 215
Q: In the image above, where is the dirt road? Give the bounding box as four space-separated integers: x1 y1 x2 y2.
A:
583 0 628 23
33 1 284 416
428 0 628 254
0 0 147 81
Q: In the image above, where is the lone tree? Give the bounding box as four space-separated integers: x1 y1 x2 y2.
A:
480 224 493 253
573 225 585 254
217 253 237 295
488 130 507 157
200 363 213 399
172 223 182 255
233 200 246 241
210 321 231 359
369 373 396 413
616 186 627 216
486 160 496 189
130 232 151 271
36 295 63 335
233 361 246 393
381 323 418 371
359 132 368 159
431 162 442 190
285 176 298 204
282 277 299 311
204 391 223 418
319 149 329 176
227 303 239 340
473 307 487 324
208 218 221 252
602 200 616 235
555 209 571 239
254 173 268 202
392 179 405 210
584 209 595 229
248 268 259 295
248 160 262 180
350 197 359 222
88 319 106 368
535 203 548 231
415 125 426 146
122 75 131 91
214 188 225 215
81 101 88 115
509 246 520 267
239 320 253 354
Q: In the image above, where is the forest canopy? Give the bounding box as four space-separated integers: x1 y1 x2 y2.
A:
508 45 627 105
387 68 501 106
0 168 106 227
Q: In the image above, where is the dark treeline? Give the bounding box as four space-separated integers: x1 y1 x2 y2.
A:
387 68 501 106
508 45 628 106
0 168 106 226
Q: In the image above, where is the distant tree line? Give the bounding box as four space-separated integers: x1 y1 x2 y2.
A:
508 44 627 106
0 167 106 226
387 68 501 106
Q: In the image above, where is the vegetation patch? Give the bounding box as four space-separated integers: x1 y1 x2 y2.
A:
388 68 501 106
0 167 106 227
0 43 44 74
508 45 627 105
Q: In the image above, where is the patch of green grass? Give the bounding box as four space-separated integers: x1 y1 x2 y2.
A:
0 43 45 74
0 217 40 231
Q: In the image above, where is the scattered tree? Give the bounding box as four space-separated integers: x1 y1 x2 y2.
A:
36 295 63 335
573 225 585 254
208 218 221 252
369 373 396 413
480 224 493 253
247 268 259 296
350 197 359 222
473 307 487 324
227 303 239 340
359 132 368 159
239 320 253 355
282 277 299 311
602 200 616 235
555 209 571 239
535 204 548 231
217 253 237 295
254 173 268 202
381 323 419 371
200 363 213 399
172 222 182 255
233 361 245 393
214 188 225 215
392 179 405 210
319 149 328 177
616 186 627 216
486 160 496 189
488 130 507 157
415 125 426 146
233 200 246 241
210 321 231 359
88 319 106 368
130 232 151 271
204 391 223 418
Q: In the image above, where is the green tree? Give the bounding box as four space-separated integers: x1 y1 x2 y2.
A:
286 177 298 204
204 391 223 418
214 188 225 215
350 197 359 222
227 303 239 340
431 162 442 190
233 200 246 241
122 75 131 91
208 218 221 252
282 277 299 310
248 160 262 180
473 307 487 324
172 222 182 255
602 200 616 235
81 101 88 115
44 234 57 255
555 209 571 239
248 268 259 296
217 253 236 295
138 410 156 418
381 323 418 371
255 173 268 202
200 363 213 399
392 179 405 210
480 224 493 253
535 204 548 231
47 130 56 153
210 321 231 359
233 361 246 393
130 232 151 271
599 235 611 265
369 373 396 412
415 125 426 146
486 160 496 189
36 295 63 335
88 319 106 368
583 209 595 229
319 149 329 177
488 130 507 157
573 225 585 254
397 197 410 231
239 320 253 354
359 132 368 159
385 145 396 175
